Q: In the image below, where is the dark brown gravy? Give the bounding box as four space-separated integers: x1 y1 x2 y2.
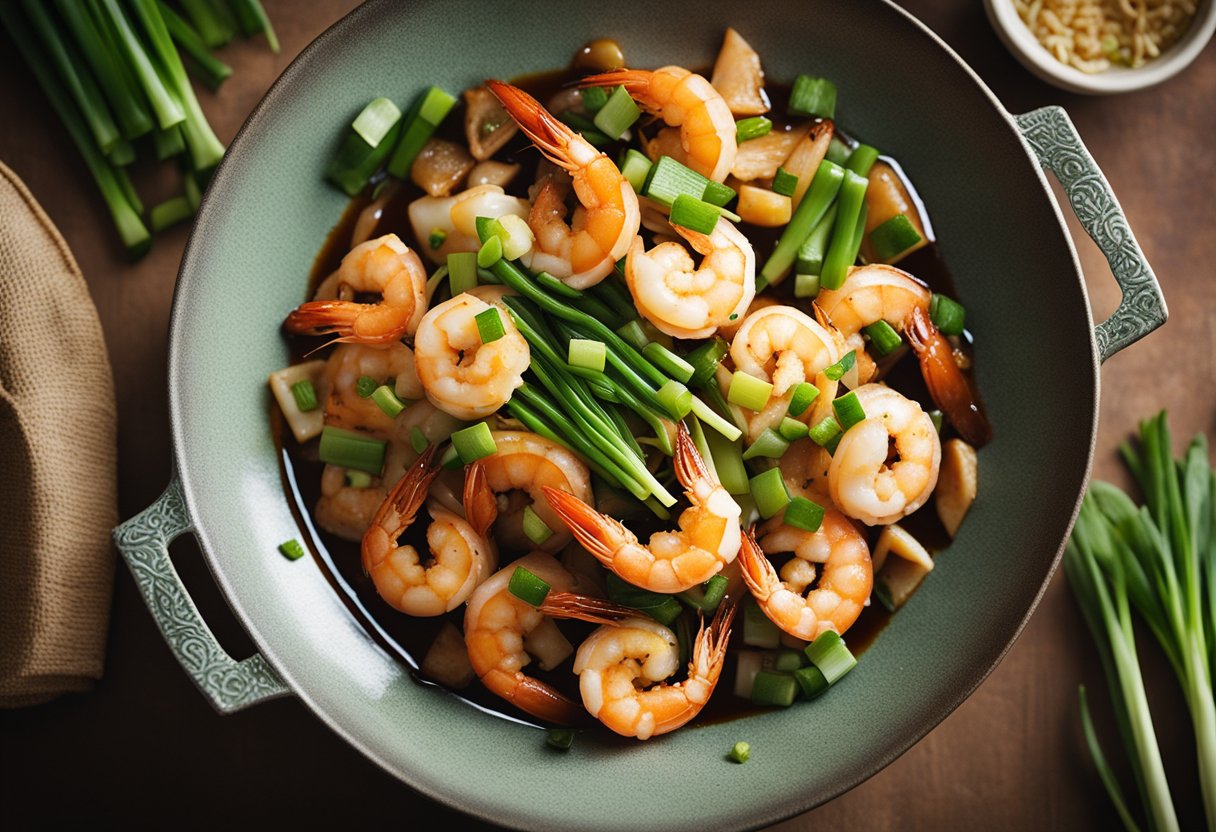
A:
275 64 976 730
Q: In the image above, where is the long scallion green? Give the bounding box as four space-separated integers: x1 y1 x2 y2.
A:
760 160 845 286
819 169 869 290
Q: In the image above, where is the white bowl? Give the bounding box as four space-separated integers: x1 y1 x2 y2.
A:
984 0 1216 94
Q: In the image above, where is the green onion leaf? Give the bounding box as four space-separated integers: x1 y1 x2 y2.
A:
804 630 857 683
669 193 720 235
750 468 790 520
593 85 641 139
743 428 790 461
387 86 457 178
345 470 372 489
605 573 683 625
844 144 879 177
371 384 407 418
928 409 944 434
788 75 837 119
581 85 610 113
735 116 772 143
476 234 503 268
686 338 729 388
823 350 856 381
643 155 711 208
787 382 820 418
826 135 852 165
727 371 773 412
657 380 694 419
278 539 305 561
702 180 737 208
750 670 797 707
568 338 607 372
149 196 193 231
796 204 837 276
318 426 386 474
760 160 845 286
615 319 649 350
448 251 478 295
522 505 554 546
508 566 552 606
451 422 497 463
704 428 750 495
870 213 923 261
619 148 653 193
352 96 402 146
409 426 428 454
356 376 378 398
778 417 810 442
784 497 825 532
772 167 798 198
873 579 896 613
864 320 903 356
793 665 829 699
642 342 695 383
794 273 820 298
475 307 506 344
832 391 866 432
809 415 842 448
819 170 869 290
930 293 966 336
743 599 782 648
290 379 318 412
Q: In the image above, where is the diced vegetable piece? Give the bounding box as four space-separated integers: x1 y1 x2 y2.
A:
670 194 720 235
643 155 709 207
796 204 837 275
676 573 730 613
751 670 798 706
759 159 844 286
736 185 791 227
290 379 318 412
463 85 517 161
845 143 879 176
568 338 607 372
387 86 457 177
508 566 552 606
878 552 932 608
352 96 401 147
451 422 497 463
497 213 535 259
593 85 641 139
743 428 790 461
356 375 377 398
410 137 474 197
476 234 503 268
319 426 386 474
819 170 869 290
870 213 923 261
522 504 554 546
873 523 934 574
420 621 475 688
467 160 520 188
371 384 406 418
774 648 806 673
615 320 649 350
149 195 193 231
749 468 790 520
794 273 820 298
832 391 866 432
278 539 305 561
581 85 610 113
448 251 478 295
657 380 694 419
784 497 825 533
546 729 575 750
778 417 809 442
804 630 856 683
427 228 447 250
728 740 751 763
864 320 903 356
474 307 506 344
710 28 768 116
788 75 837 119
787 382 819 418
734 649 774 698
826 135 851 165
642 343 695 383
730 122 811 182
704 428 750 496
619 148 653 192
727 371 772 411
793 664 829 699
735 116 772 143
409 426 428 454
936 438 978 537
702 180 737 208
686 338 729 388
743 600 782 648
268 361 326 442
930 293 966 336
772 167 798 198
345 469 372 488
823 350 856 381
809 415 842 448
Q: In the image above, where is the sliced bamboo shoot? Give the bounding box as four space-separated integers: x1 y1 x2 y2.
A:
936 438 978 537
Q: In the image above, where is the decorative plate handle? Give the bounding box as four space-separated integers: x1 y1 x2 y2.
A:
1015 106 1167 363
113 477 290 713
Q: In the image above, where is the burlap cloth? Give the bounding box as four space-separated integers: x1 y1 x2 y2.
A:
0 161 117 707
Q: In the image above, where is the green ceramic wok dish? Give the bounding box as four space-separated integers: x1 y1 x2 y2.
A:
114 1 1165 829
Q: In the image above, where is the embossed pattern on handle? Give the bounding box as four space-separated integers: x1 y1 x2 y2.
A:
113 478 290 713
1015 106 1167 362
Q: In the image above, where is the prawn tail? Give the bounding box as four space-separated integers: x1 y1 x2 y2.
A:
579 69 651 101
736 527 777 601
542 486 631 566
485 80 577 172
539 592 636 626
690 597 738 680
283 300 360 337
381 444 441 532
462 460 498 538
673 423 713 491
906 306 993 447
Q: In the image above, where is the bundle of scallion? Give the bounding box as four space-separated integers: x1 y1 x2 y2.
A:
1066 412 1214 832
0 0 278 257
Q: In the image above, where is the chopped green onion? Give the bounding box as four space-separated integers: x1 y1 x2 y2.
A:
474 215 504 245
371 385 406 418
930 293 966 336
823 350 856 381
318 426 386 474
735 116 772 143
690 393 743 442
778 417 810 442
356 375 377 398
351 96 402 146
772 648 804 673
476 234 502 268
845 144 879 176
228 0 278 51
751 670 798 707
451 422 497 463
508 566 552 606
796 204 837 276
788 75 837 119
605 573 683 625
863 320 903 356
409 426 428 454
428 228 447 250
581 85 610 113
728 740 751 763
643 155 710 208
522 505 554 546
615 319 649 350
784 497 825 532
743 428 791 461
387 86 457 178
928 410 944 434
546 728 575 750
657 380 694 419
474 307 506 344
787 382 819 418
618 148 653 193
804 630 857 683
535 271 583 299
669 193 720 235
793 664 829 699
750 468 790 520
448 251 478 295
678 574 730 613
326 97 402 196
727 371 772 411
593 85 641 139
568 339 607 372
149 195 193 231
685 338 729 388
704 428 749 495
809 415 842 448
642 343 695 383
439 445 462 470
870 213 923 261
290 379 318 412
760 160 845 285
278 539 305 561
345 470 372 489
826 135 852 166
743 599 782 648
772 167 798 198
832 391 866 432
794 273 820 298
702 180 737 208
559 111 613 146
819 170 869 290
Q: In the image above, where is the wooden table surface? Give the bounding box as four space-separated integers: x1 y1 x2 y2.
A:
1 2 1212 828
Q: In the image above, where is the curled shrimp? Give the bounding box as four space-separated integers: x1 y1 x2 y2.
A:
461 431 593 554
829 383 941 526
284 234 428 344
486 80 640 289
625 217 755 340
413 292 529 420
906 306 992 446
362 446 498 616
562 601 737 740
582 67 737 182
542 424 741 593
322 342 423 436
739 514 873 641
464 552 621 724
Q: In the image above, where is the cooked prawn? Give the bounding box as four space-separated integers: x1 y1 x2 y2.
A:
567 601 737 740
740 513 873 640
542 424 741 593
906 305 992 446
462 431 593 554
362 446 497 616
829 383 941 526
486 80 640 289
582 67 737 182
413 292 529 420
407 184 530 266
323 343 423 436
284 234 428 344
625 217 755 340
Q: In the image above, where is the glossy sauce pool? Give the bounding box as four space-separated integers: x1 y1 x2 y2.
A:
274 66 979 731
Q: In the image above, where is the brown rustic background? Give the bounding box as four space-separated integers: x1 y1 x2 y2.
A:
0 1 1212 828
